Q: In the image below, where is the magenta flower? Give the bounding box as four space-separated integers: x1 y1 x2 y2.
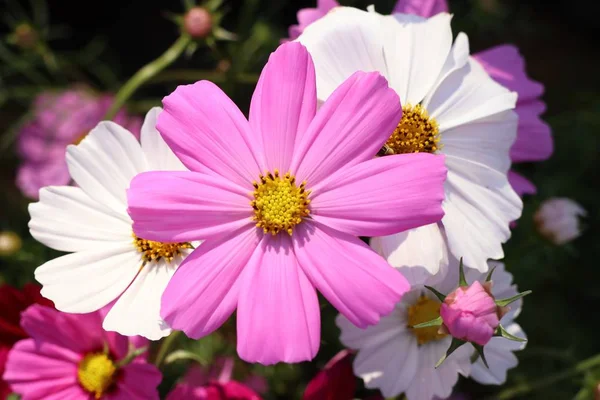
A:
2 305 161 400
16 88 141 199
392 0 448 15
302 350 355 400
440 281 500 346
127 42 447 364
166 358 262 400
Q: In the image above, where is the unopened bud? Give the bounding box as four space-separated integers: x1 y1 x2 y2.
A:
0 231 22 256
534 197 586 245
183 7 213 38
13 24 38 49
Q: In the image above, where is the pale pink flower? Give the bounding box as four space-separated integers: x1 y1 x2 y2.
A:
440 281 500 346
127 42 447 364
534 198 587 245
16 88 141 199
2 305 161 400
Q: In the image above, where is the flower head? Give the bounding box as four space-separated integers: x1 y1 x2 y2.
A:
2 305 161 400
30 107 192 340
302 350 355 400
16 88 141 199
184 7 213 38
127 42 447 364
534 198 587 245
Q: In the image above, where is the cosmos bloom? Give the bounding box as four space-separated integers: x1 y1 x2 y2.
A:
2 305 161 400
16 88 141 199
298 8 521 273
302 350 355 400
166 358 263 400
337 265 472 400
0 284 53 399
534 198 587 245
30 107 192 340
127 42 447 364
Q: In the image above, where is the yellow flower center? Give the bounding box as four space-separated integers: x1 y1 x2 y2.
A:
133 234 193 264
380 104 441 156
407 295 447 345
251 170 311 236
77 353 116 399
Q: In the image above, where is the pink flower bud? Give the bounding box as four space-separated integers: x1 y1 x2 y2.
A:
440 281 500 346
184 7 213 38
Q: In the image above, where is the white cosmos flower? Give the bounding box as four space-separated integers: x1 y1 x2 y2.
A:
298 7 522 272
464 259 526 385
29 107 193 340
337 266 472 400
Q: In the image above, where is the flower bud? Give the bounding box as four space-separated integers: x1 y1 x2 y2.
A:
12 23 38 49
440 281 500 346
183 7 213 38
534 198 586 245
0 231 22 257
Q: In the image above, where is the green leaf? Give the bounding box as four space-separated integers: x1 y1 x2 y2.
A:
458 257 468 287
496 324 527 343
411 316 443 329
485 265 497 282
436 338 466 368
424 285 446 302
473 344 489 368
164 349 208 365
495 290 532 307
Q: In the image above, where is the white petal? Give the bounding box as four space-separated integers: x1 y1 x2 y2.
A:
66 121 148 214
140 107 186 172
35 244 141 313
337 307 406 350
371 223 448 281
103 259 180 340
29 186 131 252
470 323 526 385
424 59 517 131
441 110 518 174
442 159 522 272
297 7 387 101
427 32 470 96
380 12 453 104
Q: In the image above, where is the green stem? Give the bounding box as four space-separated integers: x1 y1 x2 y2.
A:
153 330 181 367
497 353 600 399
104 34 191 120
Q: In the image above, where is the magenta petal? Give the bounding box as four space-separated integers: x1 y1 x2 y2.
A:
310 153 446 237
128 171 252 242
112 363 162 400
510 101 553 163
161 227 261 339
508 170 536 196
290 71 401 186
294 222 410 328
249 42 316 172
158 81 263 188
392 0 448 16
237 235 320 365
474 45 543 102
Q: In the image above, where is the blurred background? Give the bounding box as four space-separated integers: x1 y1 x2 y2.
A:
0 0 599 398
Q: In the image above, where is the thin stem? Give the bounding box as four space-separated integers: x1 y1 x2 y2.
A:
497 353 600 399
104 34 191 120
154 330 181 367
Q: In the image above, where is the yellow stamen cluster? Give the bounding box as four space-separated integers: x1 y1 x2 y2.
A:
133 234 193 264
77 353 116 399
381 104 441 155
407 295 447 345
251 170 310 236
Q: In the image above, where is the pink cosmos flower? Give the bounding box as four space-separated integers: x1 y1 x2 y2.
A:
302 350 355 400
167 358 262 400
2 305 161 400
127 42 447 364
16 88 141 199
440 281 500 346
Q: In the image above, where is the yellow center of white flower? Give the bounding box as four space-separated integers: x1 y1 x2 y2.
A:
251 170 311 236
133 234 193 264
77 353 116 399
407 295 447 345
380 104 441 156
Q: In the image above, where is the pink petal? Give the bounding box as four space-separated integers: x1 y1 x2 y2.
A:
161 227 261 339
473 45 544 102
249 42 316 172
111 363 162 400
510 100 553 163
309 153 446 237
128 171 252 242
237 235 320 364
508 171 536 197
293 222 410 328
392 0 448 16
158 81 263 188
290 71 401 186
